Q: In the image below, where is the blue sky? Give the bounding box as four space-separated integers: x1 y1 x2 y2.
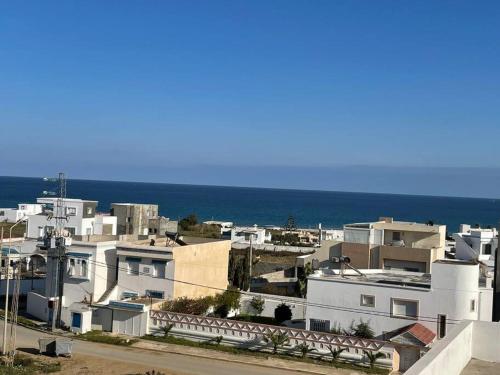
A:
1 1 499 197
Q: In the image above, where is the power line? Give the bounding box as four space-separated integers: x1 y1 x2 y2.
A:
84 257 459 324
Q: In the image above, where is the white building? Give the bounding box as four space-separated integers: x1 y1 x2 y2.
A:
453 224 498 268
305 260 493 342
26 198 116 239
231 225 271 245
0 203 43 223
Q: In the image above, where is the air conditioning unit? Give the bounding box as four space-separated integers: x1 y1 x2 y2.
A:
143 267 151 274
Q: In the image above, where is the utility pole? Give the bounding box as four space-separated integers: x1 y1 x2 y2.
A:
2 217 26 356
248 234 253 292
44 173 68 330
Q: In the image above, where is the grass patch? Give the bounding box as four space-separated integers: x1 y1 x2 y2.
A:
0 354 61 374
0 311 38 329
142 334 389 374
77 330 138 346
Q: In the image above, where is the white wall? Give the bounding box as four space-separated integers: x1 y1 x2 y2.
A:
117 255 174 299
306 263 487 337
405 320 473 375
406 320 500 375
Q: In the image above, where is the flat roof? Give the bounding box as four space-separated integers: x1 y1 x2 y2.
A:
37 197 98 203
310 269 432 289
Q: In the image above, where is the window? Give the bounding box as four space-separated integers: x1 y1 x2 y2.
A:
81 260 88 278
126 257 140 275
470 299 476 312
392 232 401 241
437 314 447 339
484 244 492 255
310 319 330 332
68 259 75 276
86 207 93 215
153 260 166 278
146 290 164 299
64 227 76 236
391 298 418 319
66 207 77 216
360 294 375 307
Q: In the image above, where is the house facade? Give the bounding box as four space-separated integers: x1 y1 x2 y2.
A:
0 203 43 223
305 260 493 341
454 224 498 268
342 217 446 273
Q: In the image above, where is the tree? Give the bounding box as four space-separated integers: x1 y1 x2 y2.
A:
296 262 313 297
328 346 346 363
274 303 292 323
295 343 316 358
345 319 374 339
160 323 174 337
179 214 198 231
352 320 374 339
250 296 265 316
363 350 386 368
263 332 289 354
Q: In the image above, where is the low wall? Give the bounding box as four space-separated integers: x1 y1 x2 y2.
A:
26 291 50 322
231 243 315 253
471 320 500 362
406 320 500 375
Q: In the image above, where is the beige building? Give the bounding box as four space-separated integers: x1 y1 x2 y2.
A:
342 217 446 273
115 237 231 300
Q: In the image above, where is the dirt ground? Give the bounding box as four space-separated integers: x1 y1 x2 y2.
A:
22 352 186 375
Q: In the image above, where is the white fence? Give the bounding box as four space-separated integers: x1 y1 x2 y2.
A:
150 310 423 371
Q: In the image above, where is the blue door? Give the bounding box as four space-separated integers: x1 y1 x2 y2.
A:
72 312 82 328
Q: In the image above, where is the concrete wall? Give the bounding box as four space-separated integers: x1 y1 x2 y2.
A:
172 240 230 299
406 320 500 375
26 291 50 322
378 245 434 273
472 320 500 362
341 242 371 268
405 320 473 375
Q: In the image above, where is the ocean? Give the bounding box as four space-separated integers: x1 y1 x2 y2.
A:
1 176 499 232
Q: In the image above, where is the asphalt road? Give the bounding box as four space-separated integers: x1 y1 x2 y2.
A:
4 323 302 375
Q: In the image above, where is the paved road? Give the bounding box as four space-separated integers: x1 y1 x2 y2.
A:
5 323 302 375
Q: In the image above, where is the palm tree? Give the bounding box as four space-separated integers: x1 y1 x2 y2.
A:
160 323 174 337
263 332 289 354
363 350 386 368
328 346 346 364
295 343 316 358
